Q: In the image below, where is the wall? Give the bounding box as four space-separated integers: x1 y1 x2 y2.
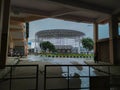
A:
97 39 110 63
116 37 120 64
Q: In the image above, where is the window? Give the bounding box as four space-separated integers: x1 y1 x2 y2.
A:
98 23 109 39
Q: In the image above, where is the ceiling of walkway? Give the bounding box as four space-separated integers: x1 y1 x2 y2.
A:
11 0 120 23
10 0 120 46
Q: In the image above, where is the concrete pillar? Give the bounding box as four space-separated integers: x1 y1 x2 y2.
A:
109 16 119 64
0 0 3 52
25 38 28 56
93 22 98 53
0 0 11 68
9 41 14 51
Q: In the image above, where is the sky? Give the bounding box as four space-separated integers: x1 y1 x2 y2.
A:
28 18 120 48
29 18 94 41
29 18 120 41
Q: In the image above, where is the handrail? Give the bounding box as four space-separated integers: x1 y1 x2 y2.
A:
44 65 120 90
0 64 39 90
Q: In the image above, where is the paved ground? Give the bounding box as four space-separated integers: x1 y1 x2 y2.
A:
19 55 90 90
0 57 19 78
0 55 120 90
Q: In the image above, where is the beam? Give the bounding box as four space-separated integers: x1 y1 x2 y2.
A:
11 6 51 17
56 15 96 22
50 8 77 17
11 6 79 20
11 15 46 22
96 16 110 24
24 16 46 22
49 0 113 14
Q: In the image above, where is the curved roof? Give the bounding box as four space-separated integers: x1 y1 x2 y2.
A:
35 29 85 38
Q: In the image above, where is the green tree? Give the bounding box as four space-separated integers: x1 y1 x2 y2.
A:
39 41 56 53
81 37 94 53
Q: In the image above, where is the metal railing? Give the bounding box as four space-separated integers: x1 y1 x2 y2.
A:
44 65 120 90
0 64 39 90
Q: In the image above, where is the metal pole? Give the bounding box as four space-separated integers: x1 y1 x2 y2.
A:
67 66 69 90
108 66 111 89
36 65 39 90
89 66 90 89
10 66 12 90
44 65 46 90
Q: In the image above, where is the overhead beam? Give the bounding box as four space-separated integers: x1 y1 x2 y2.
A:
49 0 113 14
11 15 46 22
57 15 96 23
96 16 110 24
11 6 51 17
50 8 77 17
24 16 46 22
11 6 78 19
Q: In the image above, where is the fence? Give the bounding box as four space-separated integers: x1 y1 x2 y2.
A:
0 64 39 90
44 65 120 90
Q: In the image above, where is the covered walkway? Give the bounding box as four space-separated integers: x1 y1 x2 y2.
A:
0 0 120 90
0 0 120 68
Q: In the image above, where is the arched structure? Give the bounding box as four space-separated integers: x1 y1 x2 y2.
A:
35 29 85 53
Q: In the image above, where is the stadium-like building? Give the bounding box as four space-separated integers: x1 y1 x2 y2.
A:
35 29 85 53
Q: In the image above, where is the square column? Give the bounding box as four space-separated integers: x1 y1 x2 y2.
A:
0 0 3 52
109 16 119 64
0 0 11 68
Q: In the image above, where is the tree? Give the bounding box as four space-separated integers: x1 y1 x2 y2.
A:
39 41 56 53
81 37 94 53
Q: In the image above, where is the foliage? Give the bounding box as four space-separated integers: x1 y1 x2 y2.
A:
39 41 56 53
81 37 94 52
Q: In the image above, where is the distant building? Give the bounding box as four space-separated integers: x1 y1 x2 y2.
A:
35 29 85 53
